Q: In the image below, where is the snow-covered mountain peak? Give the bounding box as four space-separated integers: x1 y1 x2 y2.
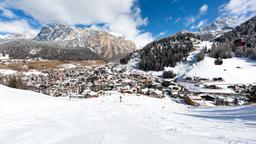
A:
0 33 34 45
34 23 74 41
200 17 237 33
197 17 239 40
32 23 137 60
214 17 237 29
34 23 128 42
180 30 190 34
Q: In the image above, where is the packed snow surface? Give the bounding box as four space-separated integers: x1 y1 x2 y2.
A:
0 85 256 144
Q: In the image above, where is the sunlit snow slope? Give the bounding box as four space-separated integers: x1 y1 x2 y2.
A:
0 85 256 144
186 57 256 84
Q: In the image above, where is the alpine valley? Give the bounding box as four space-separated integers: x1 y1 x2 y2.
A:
0 13 256 144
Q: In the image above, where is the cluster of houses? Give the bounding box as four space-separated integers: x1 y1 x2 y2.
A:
0 59 255 106
0 63 185 99
180 76 256 106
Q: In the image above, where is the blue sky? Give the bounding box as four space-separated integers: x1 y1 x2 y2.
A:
0 0 255 46
138 0 229 37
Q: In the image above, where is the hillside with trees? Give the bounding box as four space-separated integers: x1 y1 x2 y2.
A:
121 32 199 71
212 16 256 59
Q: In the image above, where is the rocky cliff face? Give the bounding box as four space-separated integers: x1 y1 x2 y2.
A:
0 24 136 61
34 24 137 60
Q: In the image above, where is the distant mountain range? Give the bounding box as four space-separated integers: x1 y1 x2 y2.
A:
198 17 238 41
0 16 255 63
0 24 136 61
200 17 237 33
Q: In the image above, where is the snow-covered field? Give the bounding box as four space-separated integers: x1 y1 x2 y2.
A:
186 57 256 84
0 69 16 76
0 85 255 144
161 41 256 85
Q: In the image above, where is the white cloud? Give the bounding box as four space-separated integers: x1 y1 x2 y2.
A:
184 16 196 26
187 17 196 24
190 25 196 30
0 20 38 38
221 0 256 15
199 4 208 15
175 18 181 23
0 6 16 18
191 19 208 29
197 19 207 28
1 0 153 48
184 4 208 28
219 0 256 24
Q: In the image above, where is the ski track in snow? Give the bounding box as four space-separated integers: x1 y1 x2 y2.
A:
0 85 256 144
